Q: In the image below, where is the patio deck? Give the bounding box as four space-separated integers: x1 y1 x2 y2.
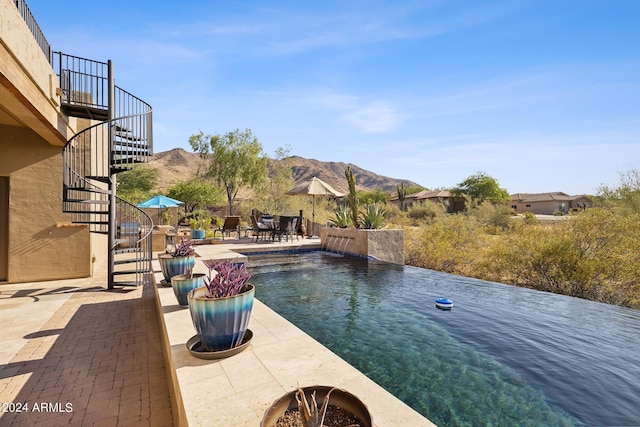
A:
0 264 172 426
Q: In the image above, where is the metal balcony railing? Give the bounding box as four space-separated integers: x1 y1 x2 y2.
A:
14 0 52 64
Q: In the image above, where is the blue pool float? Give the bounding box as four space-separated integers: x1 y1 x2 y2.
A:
435 298 453 310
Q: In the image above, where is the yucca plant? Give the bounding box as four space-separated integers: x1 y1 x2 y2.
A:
360 203 386 229
328 205 354 228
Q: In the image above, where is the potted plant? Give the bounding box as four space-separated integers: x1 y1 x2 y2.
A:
188 259 254 352
190 216 211 240
170 266 205 307
261 385 372 427
157 238 195 284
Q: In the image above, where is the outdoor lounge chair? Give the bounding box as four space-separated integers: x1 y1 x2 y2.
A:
213 216 241 240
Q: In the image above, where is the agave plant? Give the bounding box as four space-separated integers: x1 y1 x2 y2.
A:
359 203 386 229
202 259 252 298
295 387 336 427
328 205 353 228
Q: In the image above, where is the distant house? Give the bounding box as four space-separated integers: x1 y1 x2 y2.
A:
391 190 466 213
510 192 592 215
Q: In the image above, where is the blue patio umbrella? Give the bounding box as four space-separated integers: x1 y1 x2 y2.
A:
137 195 184 224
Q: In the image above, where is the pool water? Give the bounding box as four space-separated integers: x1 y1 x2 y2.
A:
250 252 640 426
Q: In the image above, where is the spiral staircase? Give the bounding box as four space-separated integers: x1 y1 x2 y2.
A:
55 52 153 289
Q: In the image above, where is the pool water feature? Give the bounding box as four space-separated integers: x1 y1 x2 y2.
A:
250 252 640 426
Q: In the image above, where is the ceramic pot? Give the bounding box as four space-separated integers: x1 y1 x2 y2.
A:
191 229 205 240
158 253 195 283
171 273 205 307
260 385 372 427
188 284 254 351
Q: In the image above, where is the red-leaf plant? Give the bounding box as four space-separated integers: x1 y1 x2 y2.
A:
202 259 252 298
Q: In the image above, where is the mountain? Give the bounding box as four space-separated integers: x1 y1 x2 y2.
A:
147 148 422 194
283 156 420 194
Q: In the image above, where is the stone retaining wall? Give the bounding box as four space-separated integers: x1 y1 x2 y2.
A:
319 228 404 265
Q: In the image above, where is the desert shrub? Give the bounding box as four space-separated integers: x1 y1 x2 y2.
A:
407 202 446 223
404 205 640 309
477 209 640 308
467 203 513 232
405 215 484 274
522 211 537 224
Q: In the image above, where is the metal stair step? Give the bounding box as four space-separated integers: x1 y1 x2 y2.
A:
114 257 151 265
83 176 110 183
111 269 148 276
114 133 144 143
63 198 109 205
72 220 109 225
63 210 109 215
65 186 110 194
109 280 143 287
114 247 143 255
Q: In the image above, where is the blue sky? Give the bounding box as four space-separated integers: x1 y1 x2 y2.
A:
29 0 639 195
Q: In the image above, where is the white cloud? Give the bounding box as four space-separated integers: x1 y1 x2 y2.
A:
344 101 403 133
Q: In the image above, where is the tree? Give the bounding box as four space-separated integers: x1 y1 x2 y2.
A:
451 172 510 205
358 188 390 205
166 178 223 214
253 145 295 214
190 129 268 215
597 168 640 214
115 165 158 203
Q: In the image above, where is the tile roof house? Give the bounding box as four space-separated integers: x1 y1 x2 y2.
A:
510 192 592 215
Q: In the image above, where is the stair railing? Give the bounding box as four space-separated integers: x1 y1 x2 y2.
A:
57 52 153 288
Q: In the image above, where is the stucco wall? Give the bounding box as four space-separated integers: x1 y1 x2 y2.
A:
320 227 405 265
0 125 91 283
0 0 74 146
512 200 567 215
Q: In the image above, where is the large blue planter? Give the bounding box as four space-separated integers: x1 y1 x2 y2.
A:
188 284 255 351
191 229 206 240
171 273 205 307
158 254 195 283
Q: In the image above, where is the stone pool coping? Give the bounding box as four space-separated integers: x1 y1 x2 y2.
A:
153 239 435 426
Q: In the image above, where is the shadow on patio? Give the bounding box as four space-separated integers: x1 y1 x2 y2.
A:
0 283 173 426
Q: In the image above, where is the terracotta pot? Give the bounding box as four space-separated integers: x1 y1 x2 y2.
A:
171 273 205 307
261 385 372 427
188 284 254 351
157 253 195 283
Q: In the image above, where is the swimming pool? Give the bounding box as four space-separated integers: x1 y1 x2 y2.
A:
249 251 640 426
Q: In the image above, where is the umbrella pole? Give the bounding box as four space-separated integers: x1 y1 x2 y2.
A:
312 195 315 238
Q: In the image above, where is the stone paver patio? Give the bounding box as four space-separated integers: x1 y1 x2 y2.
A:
0 276 173 426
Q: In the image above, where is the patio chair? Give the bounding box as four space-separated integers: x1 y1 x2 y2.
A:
213 216 241 240
274 216 298 243
250 214 273 242
164 223 180 252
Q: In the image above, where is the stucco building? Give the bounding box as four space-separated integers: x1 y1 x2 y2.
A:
510 192 592 215
1 0 152 286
